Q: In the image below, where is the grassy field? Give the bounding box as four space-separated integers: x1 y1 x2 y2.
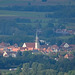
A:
0 10 54 17
58 35 74 39
0 9 75 30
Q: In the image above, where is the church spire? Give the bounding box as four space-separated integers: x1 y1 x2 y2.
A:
35 31 40 49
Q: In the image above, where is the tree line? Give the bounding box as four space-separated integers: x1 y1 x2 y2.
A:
0 51 75 74
0 19 75 45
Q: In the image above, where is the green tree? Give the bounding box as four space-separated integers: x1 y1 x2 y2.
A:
16 66 22 74
6 72 12 75
46 69 57 75
38 64 44 71
64 73 68 75
16 51 22 57
32 62 38 75
0 71 1 75
42 0 47 2
42 28 54 37
47 23 54 28
22 63 30 75
68 70 75 75
58 72 64 75
22 51 32 57
39 70 46 75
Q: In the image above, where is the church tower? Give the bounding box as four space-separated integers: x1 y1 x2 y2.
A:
35 32 40 49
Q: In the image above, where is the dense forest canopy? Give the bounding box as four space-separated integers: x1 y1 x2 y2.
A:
0 51 75 75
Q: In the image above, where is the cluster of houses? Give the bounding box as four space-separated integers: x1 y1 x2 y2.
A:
56 29 75 35
0 33 75 60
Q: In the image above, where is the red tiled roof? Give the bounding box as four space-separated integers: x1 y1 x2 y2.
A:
20 47 28 51
51 45 59 49
0 42 6 46
70 45 75 47
12 48 20 52
0 48 4 50
8 46 15 49
67 54 73 57
60 43 66 47
0 42 10 47
64 54 74 58
25 43 35 48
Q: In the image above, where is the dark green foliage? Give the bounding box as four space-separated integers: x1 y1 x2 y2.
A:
42 0 47 2
0 5 75 13
42 28 54 37
16 51 22 57
1 51 75 73
16 18 31 23
0 51 55 69
0 52 75 75
68 70 75 75
0 20 16 35
16 66 22 74
58 72 64 75
6 72 12 75
0 13 74 45
54 58 75 72
0 72 1 75
22 63 30 75
67 35 75 44
31 62 38 75
45 69 57 75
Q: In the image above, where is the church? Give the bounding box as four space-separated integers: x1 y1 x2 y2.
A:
22 32 48 51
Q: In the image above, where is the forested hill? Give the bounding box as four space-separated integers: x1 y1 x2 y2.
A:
0 0 75 45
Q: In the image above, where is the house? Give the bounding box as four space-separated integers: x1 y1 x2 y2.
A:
12 47 20 52
56 29 69 35
46 47 52 53
63 43 69 48
0 47 4 51
68 29 75 35
20 47 28 51
0 42 10 47
22 42 48 51
60 43 69 48
13 43 18 48
69 44 75 50
11 53 16 57
60 43 70 51
22 43 35 50
3 51 17 57
8 46 20 52
22 32 42 51
51 45 59 52
60 43 75 51
3 51 9 57
22 32 49 52
64 54 74 60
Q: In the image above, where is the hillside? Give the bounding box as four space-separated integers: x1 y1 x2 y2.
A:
0 0 75 45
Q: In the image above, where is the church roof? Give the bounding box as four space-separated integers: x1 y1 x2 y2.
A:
23 43 35 48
